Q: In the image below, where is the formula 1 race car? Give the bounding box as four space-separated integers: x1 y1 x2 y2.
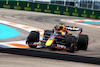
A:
26 23 89 53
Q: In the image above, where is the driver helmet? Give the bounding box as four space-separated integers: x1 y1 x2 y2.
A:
58 25 65 30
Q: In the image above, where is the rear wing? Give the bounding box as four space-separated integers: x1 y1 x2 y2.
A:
66 26 82 32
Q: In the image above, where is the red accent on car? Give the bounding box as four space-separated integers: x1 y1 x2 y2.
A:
66 48 71 51
61 36 63 37
52 35 55 37
55 46 71 51
57 36 59 37
55 46 60 49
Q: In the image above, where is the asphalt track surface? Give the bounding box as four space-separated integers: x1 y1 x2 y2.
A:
0 8 100 67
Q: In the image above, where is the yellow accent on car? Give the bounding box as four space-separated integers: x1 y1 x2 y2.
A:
61 30 64 35
73 27 75 30
35 30 39 32
58 25 65 29
63 45 64 48
45 40 54 46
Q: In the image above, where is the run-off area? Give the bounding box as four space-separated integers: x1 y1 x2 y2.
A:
0 24 19 39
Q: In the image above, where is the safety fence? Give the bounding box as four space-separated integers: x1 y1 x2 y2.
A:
0 1 100 19
1 0 100 11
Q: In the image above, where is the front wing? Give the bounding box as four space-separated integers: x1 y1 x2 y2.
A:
28 42 71 51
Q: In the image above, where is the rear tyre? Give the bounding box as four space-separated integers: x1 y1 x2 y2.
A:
65 36 76 53
77 34 89 50
27 31 39 48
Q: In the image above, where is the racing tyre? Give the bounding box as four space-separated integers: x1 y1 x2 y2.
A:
77 34 89 50
27 31 39 48
65 36 76 53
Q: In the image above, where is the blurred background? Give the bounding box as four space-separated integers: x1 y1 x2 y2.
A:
1 0 99 11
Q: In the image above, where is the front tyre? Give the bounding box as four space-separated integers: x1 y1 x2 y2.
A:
26 31 39 48
65 36 76 53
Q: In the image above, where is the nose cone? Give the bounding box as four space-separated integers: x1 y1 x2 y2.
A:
45 40 54 46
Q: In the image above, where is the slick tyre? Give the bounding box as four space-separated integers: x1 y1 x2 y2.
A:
27 31 39 42
77 34 89 50
65 36 75 53
27 31 39 48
